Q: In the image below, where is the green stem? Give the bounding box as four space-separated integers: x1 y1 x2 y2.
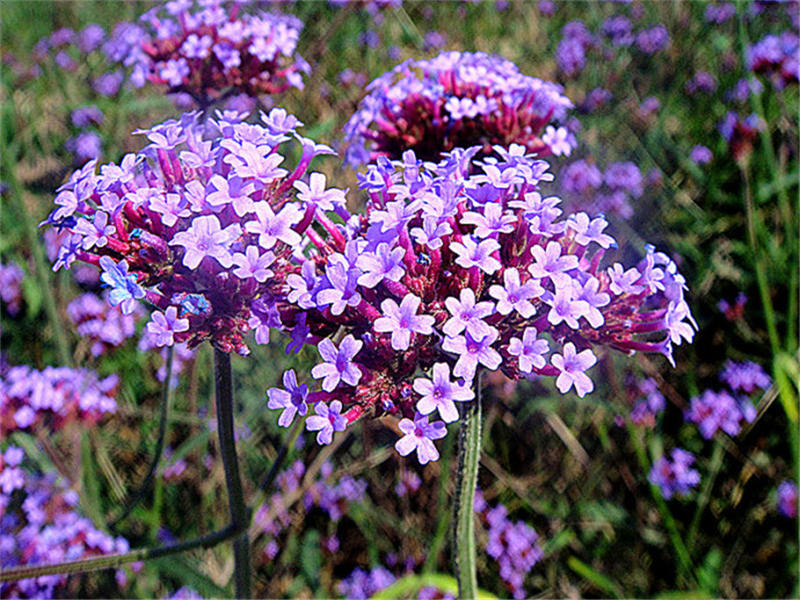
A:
109 346 175 531
453 373 483 599
214 349 252 599
628 425 695 585
258 416 304 493
687 440 725 550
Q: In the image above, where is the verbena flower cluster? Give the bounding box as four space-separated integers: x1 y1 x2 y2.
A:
44 108 340 354
685 360 768 439
253 460 367 561
110 0 309 106
1 364 118 435
0 261 25 317
0 445 130 598
267 145 696 463
66 106 105 164
648 448 700 499
719 110 765 161
67 292 142 357
474 491 543 599
558 158 645 219
343 51 575 166
338 564 454 600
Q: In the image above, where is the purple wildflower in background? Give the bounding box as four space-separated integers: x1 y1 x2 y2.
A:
71 105 104 128
344 51 575 165
67 292 141 356
747 32 799 89
686 70 718 94
65 131 103 163
649 448 700 499
705 2 736 24
777 480 798 519
685 389 755 439
338 567 397 599
0 261 25 316
636 25 670 54
720 360 771 394
690 145 713 165
629 378 666 427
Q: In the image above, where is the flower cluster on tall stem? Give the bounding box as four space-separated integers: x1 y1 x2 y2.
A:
343 51 576 166
267 145 697 463
43 108 341 354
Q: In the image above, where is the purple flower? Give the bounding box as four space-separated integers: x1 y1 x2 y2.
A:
542 125 573 156
243 202 303 250
394 413 448 464
356 243 405 289
529 241 578 284
551 342 596 397
145 306 190 347
311 335 363 391
690 145 713 165
451 237 502 274
636 25 670 54
232 247 275 282
508 328 548 374
443 329 502 381
413 362 474 423
170 214 241 269
649 448 700 499
720 360 771 393
443 288 495 338
99 257 145 315
461 203 517 238
489 267 543 318
685 389 755 439
306 400 346 445
293 173 346 211
267 369 309 427
374 294 435 351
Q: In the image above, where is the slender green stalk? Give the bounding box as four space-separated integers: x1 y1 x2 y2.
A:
453 373 483 599
213 349 252 599
687 441 725 550
109 347 175 531
0 523 243 582
258 416 304 493
628 425 695 585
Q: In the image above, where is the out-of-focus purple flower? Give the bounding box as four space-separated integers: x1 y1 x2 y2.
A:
747 32 799 89
581 87 613 113
720 360 771 394
602 15 633 47
344 51 575 165
538 0 556 16
71 105 104 128
66 131 103 163
686 70 717 94
0 261 25 316
717 292 747 320
685 389 755 438
649 448 700 499
777 480 798 518
338 566 397 600
705 3 736 23
636 25 670 54
690 145 713 165
629 377 666 427
67 292 141 357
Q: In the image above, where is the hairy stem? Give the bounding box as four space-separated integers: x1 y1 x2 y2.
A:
214 349 252 598
453 372 483 599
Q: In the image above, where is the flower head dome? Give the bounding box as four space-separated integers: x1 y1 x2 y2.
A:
343 51 576 166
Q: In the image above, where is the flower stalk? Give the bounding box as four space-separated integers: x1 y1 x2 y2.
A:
214 349 252 598
453 372 483 599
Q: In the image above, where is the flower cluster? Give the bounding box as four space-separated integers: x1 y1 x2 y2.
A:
67 292 141 357
648 448 700 499
44 108 340 354
474 491 543 599
747 32 799 90
718 292 747 321
705 3 736 24
115 0 309 106
558 158 645 219
1 364 118 435
267 146 695 462
343 51 575 166
0 445 130 598
338 566 397 600
0 261 25 317
685 360 767 439
777 480 798 519
719 111 765 161
253 460 367 560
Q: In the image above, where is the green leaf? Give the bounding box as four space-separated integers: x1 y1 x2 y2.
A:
151 555 229 598
567 556 624 599
774 354 799 423
300 529 322 591
20 273 42 317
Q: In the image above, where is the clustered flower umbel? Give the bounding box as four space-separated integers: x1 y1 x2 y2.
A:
0 445 131 598
343 51 576 166
268 144 696 464
107 0 309 106
44 108 341 354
